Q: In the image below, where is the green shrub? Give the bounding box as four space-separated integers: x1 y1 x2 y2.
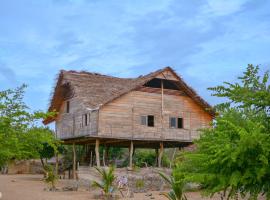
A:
159 166 187 200
133 150 156 167
135 179 145 189
44 165 58 190
92 166 116 199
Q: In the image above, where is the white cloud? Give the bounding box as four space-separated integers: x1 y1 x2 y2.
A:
204 0 248 16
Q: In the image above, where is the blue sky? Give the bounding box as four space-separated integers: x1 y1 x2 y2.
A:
0 0 270 112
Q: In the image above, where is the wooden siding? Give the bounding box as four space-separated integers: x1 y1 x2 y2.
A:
98 87 212 141
155 69 178 81
55 95 98 139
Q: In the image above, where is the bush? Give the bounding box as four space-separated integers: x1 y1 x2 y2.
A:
92 166 116 199
44 165 58 190
134 150 156 167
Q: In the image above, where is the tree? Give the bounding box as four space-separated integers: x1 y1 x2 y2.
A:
159 166 187 200
92 166 116 199
179 65 270 199
0 85 56 168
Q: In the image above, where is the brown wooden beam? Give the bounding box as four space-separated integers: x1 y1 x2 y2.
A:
158 142 164 168
95 139 100 167
129 141 134 169
72 143 76 179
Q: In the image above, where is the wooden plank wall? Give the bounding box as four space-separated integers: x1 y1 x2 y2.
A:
98 87 212 141
55 95 98 139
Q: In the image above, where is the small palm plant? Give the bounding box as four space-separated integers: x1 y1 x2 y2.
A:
92 166 116 199
158 170 187 200
44 165 58 191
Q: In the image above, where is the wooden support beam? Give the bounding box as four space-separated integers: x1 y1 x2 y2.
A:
89 150 93 167
95 139 100 167
72 143 76 179
155 148 159 167
129 141 134 168
105 146 109 166
158 142 164 168
102 146 106 167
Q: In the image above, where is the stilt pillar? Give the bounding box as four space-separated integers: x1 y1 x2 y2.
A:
95 139 100 167
158 142 164 168
102 146 106 167
155 148 159 167
72 143 76 179
89 150 93 167
129 141 134 168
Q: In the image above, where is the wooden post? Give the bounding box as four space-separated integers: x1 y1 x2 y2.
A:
158 142 164 168
129 141 134 168
72 143 76 179
161 79 164 112
95 139 100 167
161 79 164 139
90 150 93 167
105 146 109 166
102 146 106 167
155 148 159 167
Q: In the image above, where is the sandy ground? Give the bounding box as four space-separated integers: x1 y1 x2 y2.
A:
0 174 243 200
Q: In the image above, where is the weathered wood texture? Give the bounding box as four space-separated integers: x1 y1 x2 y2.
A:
98 88 212 141
55 95 98 139
55 68 212 142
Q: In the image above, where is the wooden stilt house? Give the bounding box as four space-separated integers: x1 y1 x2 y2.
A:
44 67 214 170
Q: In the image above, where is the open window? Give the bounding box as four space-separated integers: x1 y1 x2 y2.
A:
82 114 88 126
66 101 70 113
143 78 179 90
140 115 155 127
170 117 183 129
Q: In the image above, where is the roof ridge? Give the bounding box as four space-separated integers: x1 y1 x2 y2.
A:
62 69 134 80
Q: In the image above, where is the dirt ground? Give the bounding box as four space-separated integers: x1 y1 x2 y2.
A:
0 174 245 200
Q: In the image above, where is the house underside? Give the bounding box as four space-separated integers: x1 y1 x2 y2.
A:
63 135 192 148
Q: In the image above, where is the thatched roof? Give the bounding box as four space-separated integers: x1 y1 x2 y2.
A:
43 67 214 124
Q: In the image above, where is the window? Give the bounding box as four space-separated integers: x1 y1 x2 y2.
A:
141 115 155 127
141 116 147 125
169 117 177 128
84 114 88 126
178 118 183 128
148 115 154 127
66 101 70 113
170 117 184 129
82 114 88 126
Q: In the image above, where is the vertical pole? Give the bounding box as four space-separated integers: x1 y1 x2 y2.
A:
129 141 134 169
155 148 159 167
161 80 164 139
161 79 164 112
105 146 109 166
95 139 100 167
90 150 93 167
158 142 164 168
102 146 106 167
72 143 76 179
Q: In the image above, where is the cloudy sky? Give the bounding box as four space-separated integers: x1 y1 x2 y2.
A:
0 0 270 112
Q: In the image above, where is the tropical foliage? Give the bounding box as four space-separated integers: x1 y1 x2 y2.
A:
92 166 116 199
159 166 187 200
179 64 270 199
44 164 58 190
0 84 57 168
